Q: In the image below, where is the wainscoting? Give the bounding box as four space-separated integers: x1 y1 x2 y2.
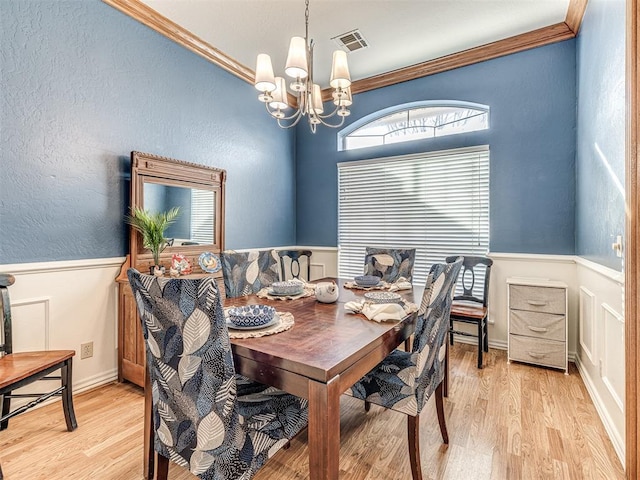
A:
0 249 624 463
573 257 625 463
0 258 123 404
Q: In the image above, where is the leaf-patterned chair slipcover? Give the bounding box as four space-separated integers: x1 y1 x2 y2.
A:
127 269 309 480
348 259 462 480
363 247 416 282
221 250 280 298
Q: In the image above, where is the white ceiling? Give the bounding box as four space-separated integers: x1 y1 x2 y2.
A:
140 0 571 88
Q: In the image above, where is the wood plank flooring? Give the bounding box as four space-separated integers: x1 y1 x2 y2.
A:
0 344 625 479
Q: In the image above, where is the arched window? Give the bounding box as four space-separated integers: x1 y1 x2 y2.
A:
338 101 489 151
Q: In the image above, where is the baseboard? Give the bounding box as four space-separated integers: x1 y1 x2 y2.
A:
451 334 507 351
73 369 119 394
574 354 625 464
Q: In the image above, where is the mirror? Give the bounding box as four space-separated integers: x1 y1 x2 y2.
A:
143 182 216 245
129 151 226 269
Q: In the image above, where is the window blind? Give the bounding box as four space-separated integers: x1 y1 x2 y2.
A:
337 146 489 288
190 189 215 244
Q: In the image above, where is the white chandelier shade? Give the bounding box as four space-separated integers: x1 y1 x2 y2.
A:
253 0 353 132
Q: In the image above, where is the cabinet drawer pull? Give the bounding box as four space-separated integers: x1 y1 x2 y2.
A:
527 326 548 333
526 300 547 306
527 352 546 359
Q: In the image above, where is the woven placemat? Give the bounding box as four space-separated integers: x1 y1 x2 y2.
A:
343 281 391 291
256 285 315 300
226 311 294 339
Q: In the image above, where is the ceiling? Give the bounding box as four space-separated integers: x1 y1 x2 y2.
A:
139 0 572 89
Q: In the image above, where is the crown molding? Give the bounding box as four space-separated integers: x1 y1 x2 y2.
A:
102 0 587 106
565 0 589 34
322 22 576 100
102 0 255 83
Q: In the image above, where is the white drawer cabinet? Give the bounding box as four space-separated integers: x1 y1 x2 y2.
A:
507 278 568 373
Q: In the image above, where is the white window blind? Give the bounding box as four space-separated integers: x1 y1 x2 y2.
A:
190 189 215 244
337 146 489 287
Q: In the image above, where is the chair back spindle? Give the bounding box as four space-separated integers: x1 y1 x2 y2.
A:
278 250 312 281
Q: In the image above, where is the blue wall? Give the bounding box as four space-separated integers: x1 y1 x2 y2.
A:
575 0 625 271
0 0 296 264
295 41 577 255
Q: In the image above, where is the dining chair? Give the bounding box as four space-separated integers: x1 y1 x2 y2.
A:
445 255 493 368
221 249 280 297
348 258 462 480
127 269 309 480
0 273 77 432
277 249 312 281
363 247 416 282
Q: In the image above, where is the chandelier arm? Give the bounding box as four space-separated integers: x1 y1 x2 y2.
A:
313 113 347 129
316 104 341 119
278 110 306 129
264 102 303 122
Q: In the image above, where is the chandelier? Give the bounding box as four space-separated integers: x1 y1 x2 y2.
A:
253 0 353 133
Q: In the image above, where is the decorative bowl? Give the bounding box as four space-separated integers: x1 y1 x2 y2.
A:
271 280 305 295
227 305 276 327
364 291 402 304
354 275 382 287
198 252 222 273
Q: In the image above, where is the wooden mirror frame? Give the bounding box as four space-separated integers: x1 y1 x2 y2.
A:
129 151 226 274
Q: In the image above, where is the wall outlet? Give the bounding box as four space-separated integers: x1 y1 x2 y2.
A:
80 341 93 359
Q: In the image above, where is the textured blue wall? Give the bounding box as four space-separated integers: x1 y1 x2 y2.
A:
295 40 577 253
0 0 296 264
575 0 625 271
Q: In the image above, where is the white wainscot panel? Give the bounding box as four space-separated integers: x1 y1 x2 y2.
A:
601 303 624 412
579 287 596 366
11 297 50 352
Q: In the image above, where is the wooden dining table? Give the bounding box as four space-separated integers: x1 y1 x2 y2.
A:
143 278 421 480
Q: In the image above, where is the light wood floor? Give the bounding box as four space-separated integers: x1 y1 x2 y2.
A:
0 344 625 479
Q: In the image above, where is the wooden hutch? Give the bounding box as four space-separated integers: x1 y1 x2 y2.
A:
115 151 226 388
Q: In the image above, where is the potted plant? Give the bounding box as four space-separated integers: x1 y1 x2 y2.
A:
126 206 180 275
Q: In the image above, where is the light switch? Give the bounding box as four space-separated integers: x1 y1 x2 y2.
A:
612 235 623 258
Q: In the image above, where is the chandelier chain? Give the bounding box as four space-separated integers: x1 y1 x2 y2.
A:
305 0 309 41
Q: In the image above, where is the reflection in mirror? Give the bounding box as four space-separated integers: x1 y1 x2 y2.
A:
143 182 215 245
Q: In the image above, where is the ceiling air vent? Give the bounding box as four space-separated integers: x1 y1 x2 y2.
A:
332 29 369 52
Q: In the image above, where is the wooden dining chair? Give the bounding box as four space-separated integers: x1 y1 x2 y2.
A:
363 247 416 282
348 259 462 480
445 255 493 369
127 269 309 480
277 249 312 281
0 273 77 432
220 249 280 297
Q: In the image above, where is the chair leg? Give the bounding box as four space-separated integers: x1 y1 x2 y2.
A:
404 336 412 352
483 318 489 352
435 383 449 444
408 415 423 480
449 317 454 346
0 392 10 431
61 359 78 431
364 401 371 412
156 453 169 480
443 341 449 398
477 320 483 369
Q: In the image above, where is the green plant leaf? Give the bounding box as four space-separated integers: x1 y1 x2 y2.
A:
126 206 181 265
